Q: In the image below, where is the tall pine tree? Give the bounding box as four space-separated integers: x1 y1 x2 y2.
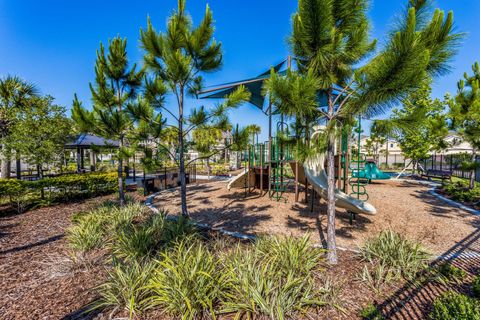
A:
72 37 143 205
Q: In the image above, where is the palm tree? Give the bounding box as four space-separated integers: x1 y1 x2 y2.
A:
267 0 462 264
0 76 38 179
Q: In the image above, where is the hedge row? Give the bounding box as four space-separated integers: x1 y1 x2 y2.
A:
0 172 119 211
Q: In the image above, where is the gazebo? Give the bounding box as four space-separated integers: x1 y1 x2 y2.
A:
64 134 119 172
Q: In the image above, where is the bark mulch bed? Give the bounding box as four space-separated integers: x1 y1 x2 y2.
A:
0 194 143 320
153 179 480 255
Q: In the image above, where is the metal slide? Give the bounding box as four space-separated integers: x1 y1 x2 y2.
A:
304 152 377 215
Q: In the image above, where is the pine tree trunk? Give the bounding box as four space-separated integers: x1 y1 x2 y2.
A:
178 88 189 217
326 90 337 264
469 150 476 190
118 136 125 206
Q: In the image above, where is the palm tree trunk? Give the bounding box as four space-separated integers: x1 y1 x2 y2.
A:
178 87 188 217
326 89 337 264
469 150 476 190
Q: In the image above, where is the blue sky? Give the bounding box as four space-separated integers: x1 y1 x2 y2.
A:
1 0 479 141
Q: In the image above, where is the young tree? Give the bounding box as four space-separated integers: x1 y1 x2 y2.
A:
192 126 223 177
449 62 480 189
374 80 448 173
267 0 461 264
0 76 38 178
72 37 144 205
138 0 250 217
8 96 71 177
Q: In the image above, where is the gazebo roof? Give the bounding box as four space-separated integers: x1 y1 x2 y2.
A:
65 134 119 149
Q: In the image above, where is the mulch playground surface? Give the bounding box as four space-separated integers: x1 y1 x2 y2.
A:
0 182 478 319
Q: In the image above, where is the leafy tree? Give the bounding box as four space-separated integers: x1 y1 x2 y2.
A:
192 126 223 176
374 80 448 173
8 96 71 177
448 62 480 189
266 0 461 264
138 0 250 217
72 37 144 205
0 76 38 178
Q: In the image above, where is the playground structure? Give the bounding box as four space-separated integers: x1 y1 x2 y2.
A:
202 58 388 218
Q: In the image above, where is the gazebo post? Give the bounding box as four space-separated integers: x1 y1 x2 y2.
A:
76 147 81 173
80 148 85 171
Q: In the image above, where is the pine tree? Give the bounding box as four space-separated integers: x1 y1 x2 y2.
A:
138 0 250 217
267 0 462 264
72 37 143 205
449 62 480 189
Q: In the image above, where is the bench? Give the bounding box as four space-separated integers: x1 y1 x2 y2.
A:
421 169 453 182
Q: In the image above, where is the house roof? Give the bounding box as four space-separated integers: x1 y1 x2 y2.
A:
65 134 119 149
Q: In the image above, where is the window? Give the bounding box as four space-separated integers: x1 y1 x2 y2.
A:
390 143 394 148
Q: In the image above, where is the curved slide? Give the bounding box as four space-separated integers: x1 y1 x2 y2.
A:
303 153 377 215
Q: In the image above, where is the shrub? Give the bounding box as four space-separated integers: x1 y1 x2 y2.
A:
360 303 384 320
0 172 119 212
360 230 430 290
442 181 480 204
437 262 467 283
93 260 154 319
67 215 104 252
430 291 480 320
221 235 326 319
473 276 480 299
147 238 226 319
161 215 198 245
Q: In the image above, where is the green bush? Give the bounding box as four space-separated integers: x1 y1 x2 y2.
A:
147 238 226 319
93 260 155 319
430 291 480 320
360 303 384 320
0 172 119 212
442 181 480 203
360 230 430 289
473 275 480 299
437 262 467 283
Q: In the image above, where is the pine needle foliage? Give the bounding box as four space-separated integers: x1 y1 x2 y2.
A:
72 38 144 205
138 0 250 217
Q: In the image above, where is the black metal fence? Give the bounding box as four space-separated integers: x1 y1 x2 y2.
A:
419 153 480 182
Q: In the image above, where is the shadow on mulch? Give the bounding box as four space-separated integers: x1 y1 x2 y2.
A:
377 227 480 319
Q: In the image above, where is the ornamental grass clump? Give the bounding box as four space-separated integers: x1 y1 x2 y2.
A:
221 235 327 319
146 237 227 319
92 259 155 319
67 214 104 252
360 230 430 290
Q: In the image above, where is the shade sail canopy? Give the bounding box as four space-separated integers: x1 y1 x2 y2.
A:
199 60 287 112
199 59 343 114
65 134 119 149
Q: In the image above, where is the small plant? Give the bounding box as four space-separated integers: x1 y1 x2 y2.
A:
430 291 480 320
221 236 326 319
161 215 198 245
472 275 480 299
93 260 154 319
437 262 467 283
67 215 104 252
360 303 384 320
360 230 430 289
147 238 226 319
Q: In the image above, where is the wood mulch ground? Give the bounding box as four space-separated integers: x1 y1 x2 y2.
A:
153 179 480 255
0 194 144 320
1 182 478 320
